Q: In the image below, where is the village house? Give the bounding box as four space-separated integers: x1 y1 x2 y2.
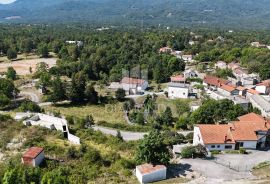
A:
183 69 198 78
236 86 247 97
136 163 167 184
159 46 173 54
228 62 240 71
22 147 45 167
246 89 260 99
250 95 270 118
203 75 230 90
233 68 249 79
168 75 191 99
255 80 270 95
120 77 148 95
181 54 193 63
251 42 266 48
66 40 83 47
217 84 239 96
193 113 270 151
22 113 80 145
215 61 227 69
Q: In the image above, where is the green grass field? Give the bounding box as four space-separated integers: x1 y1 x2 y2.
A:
43 103 126 124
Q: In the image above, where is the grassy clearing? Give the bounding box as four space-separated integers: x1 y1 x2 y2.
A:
43 103 127 124
252 162 270 179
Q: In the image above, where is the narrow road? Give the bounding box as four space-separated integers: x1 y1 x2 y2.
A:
92 125 192 141
19 91 40 103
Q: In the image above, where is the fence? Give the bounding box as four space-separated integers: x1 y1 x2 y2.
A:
212 157 252 172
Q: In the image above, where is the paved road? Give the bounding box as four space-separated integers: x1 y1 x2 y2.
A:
92 125 192 141
126 91 165 99
19 91 40 103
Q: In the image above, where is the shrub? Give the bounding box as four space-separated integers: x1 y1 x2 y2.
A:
19 101 41 112
239 147 246 154
181 144 207 158
185 132 194 143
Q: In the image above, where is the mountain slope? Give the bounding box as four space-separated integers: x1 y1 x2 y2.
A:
1 0 270 29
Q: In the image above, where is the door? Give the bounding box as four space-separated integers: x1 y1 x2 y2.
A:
235 142 240 150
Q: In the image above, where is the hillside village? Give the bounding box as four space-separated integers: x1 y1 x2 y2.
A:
1 26 270 183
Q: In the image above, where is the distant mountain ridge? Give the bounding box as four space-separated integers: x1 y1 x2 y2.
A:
1 0 270 29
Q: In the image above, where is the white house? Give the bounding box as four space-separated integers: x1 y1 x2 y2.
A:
255 80 270 95
181 55 193 62
22 147 45 167
136 163 167 184
250 95 270 118
168 83 190 99
215 61 227 69
193 113 270 151
22 113 80 145
168 75 191 99
159 47 173 54
120 77 148 94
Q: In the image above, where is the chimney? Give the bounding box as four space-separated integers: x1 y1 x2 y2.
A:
224 135 227 141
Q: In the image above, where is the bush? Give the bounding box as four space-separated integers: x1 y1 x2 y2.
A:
181 144 207 158
185 132 194 143
239 147 246 154
19 101 41 112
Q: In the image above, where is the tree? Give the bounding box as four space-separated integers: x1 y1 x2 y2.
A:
0 94 11 109
161 107 174 126
84 115 95 128
19 101 41 112
116 130 123 141
6 67 17 80
115 88 126 101
50 76 66 103
85 84 98 104
136 130 171 165
69 72 86 103
135 112 145 125
7 48 17 60
0 78 18 98
38 44 49 58
37 72 51 94
41 168 69 184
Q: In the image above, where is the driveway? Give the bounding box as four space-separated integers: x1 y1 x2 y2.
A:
214 149 270 171
181 158 255 183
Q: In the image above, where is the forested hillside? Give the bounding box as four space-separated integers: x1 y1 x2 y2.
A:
1 0 270 29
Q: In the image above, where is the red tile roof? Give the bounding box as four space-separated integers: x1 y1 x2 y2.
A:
137 163 166 175
23 147 44 159
257 80 270 87
236 86 247 91
204 75 229 87
198 113 270 144
220 84 237 92
247 89 260 95
121 77 146 85
228 62 240 70
238 113 266 123
170 75 186 82
198 124 235 144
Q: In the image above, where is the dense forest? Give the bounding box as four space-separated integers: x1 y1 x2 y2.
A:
2 0 270 29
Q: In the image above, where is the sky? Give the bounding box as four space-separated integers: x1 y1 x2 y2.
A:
0 0 16 4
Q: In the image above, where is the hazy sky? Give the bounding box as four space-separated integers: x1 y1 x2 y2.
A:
0 0 16 4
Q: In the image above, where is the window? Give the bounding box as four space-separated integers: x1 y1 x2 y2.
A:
217 145 220 148
239 142 244 147
225 145 232 149
211 145 215 148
